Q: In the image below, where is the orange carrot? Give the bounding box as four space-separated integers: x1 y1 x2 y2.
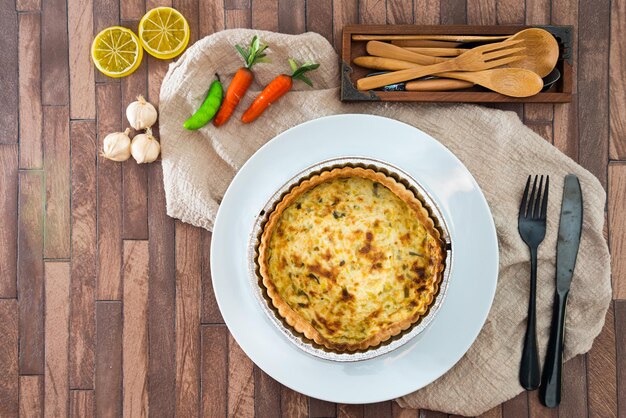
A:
241 59 320 124
213 36 268 127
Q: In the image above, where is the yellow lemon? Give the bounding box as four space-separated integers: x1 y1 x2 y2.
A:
138 7 190 60
91 26 143 78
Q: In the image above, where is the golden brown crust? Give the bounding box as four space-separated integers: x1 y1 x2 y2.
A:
258 167 446 352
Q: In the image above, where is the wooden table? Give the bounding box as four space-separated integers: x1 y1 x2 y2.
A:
0 0 623 416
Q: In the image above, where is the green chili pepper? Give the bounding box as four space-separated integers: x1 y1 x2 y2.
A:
183 75 223 130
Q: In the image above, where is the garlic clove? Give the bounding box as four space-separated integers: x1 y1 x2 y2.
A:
101 128 132 162
131 127 161 164
126 95 158 130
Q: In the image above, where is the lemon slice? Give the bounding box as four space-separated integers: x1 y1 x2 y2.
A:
91 26 143 78
138 7 190 59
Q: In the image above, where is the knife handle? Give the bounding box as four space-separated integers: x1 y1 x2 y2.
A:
540 291 569 408
520 247 541 390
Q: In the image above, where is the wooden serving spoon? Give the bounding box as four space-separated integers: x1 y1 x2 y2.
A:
354 57 543 97
423 68 543 97
506 28 559 77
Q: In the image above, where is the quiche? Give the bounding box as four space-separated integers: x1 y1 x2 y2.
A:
258 167 446 352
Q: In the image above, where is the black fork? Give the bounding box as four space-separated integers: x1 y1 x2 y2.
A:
518 175 550 390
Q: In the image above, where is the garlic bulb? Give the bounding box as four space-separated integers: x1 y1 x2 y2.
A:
126 95 158 130
101 128 132 161
131 128 160 164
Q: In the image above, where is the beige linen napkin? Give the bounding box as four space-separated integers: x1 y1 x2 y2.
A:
159 29 611 416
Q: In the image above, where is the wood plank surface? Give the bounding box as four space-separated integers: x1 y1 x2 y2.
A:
44 262 70 418
43 106 71 259
0 0 18 144
228 333 255 418
587 302 618 417
279 0 305 34
2 1 625 418
310 398 337 417
551 0 578 160
332 0 358 51
413 0 439 24
201 325 228 418
175 222 202 417
359 0 386 24
282 387 309 418
501 392 529 418
0 299 18 416
19 376 43 417
69 120 97 389
120 41 149 240
0 145 18 297
41 0 69 105
18 170 45 375
96 83 123 300
440 0 466 24
577 0 610 188
147 161 177 418
95 301 123 417
609 0 626 159
16 0 40 11
70 390 95 418
255 368 282 418
201 230 224 323
477 405 502 418
364 401 392 417
609 163 626 299
559 355 588 418
68 0 96 119
387 0 414 24
199 0 225 36
467 0 496 25
18 13 43 168
496 0 524 24
615 301 626 417
306 0 332 40
122 240 149 418
121 0 144 20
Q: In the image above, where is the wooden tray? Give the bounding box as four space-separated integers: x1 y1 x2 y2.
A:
341 24 573 103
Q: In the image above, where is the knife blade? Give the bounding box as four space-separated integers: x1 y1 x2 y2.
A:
555 174 584 292
540 174 583 408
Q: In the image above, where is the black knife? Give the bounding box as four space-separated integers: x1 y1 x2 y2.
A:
540 174 583 408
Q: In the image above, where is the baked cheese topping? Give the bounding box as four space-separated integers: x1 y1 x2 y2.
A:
266 175 442 349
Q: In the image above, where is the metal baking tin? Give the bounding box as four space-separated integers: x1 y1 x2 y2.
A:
247 157 453 362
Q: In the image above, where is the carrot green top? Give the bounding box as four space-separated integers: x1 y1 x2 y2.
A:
235 35 270 69
288 58 320 87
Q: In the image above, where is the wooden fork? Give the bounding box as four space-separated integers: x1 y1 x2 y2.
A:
356 39 525 91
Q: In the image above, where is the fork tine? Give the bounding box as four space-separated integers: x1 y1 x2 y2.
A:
519 175 531 219
476 39 524 52
533 176 544 219
483 55 526 69
528 175 538 218
540 175 550 219
483 47 526 62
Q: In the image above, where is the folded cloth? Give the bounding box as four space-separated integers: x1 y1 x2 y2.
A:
159 29 611 416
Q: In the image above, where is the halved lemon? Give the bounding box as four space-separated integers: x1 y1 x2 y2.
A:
138 7 190 60
91 26 143 78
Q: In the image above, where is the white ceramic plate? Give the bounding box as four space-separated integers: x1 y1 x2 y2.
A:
211 114 499 404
